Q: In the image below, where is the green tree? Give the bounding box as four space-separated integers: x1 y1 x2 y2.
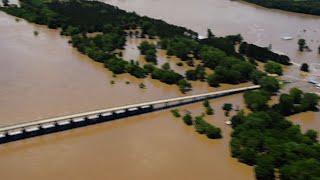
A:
300 63 309 72
207 28 214 38
203 99 210 108
161 62 170 70
289 88 303 104
206 126 221 139
259 76 280 93
280 159 320 180
300 93 319 111
171 109 181 118
2 0 9 6
298 39 306 52
244 90 270 111
223 103 233 111
255 155 275 180
183 113 193 125
277 94 295 115
178 79 192 93
305 129 318 143
239 148 256 165
250 70 266 85
222 103 233 116
264 61 283 75
207 73 220 87
230 110 245 128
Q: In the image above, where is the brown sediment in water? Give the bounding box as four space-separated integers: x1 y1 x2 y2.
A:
0 0 320 179
101 0 320 130
0 11 242 126
102 0 320 93
288 111 320 133
0 93 254 180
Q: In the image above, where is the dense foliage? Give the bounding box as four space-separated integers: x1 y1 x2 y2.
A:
264 61 283 75
273 88 319 116
244 90 271 111
242 0 320 16
160 37 198 61
138 41 157 64
240 42 291 65
186 65 206 81
194 116 222 139
231 88 320 180
182 113 193 125
203 99 214 115
104 58 147 78
171 109 181 118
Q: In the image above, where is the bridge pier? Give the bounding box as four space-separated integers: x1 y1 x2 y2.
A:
24 126 41 137
101 112 113 122
70 117 86 128
86 114 100 125
57 119 72 130
0 132 6 143
40 122 57 134
127 107 139 116
114 109 126 119
7 129 24 141
139 105 153 113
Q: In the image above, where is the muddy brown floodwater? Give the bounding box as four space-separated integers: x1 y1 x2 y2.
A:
0 10 253 180
0 11 226 125
102 0 320 89
0 94 254 180
103 0 320 137
0 0 319 179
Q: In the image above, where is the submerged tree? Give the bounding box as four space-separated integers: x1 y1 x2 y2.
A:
300 63 309 72
298 39 306 52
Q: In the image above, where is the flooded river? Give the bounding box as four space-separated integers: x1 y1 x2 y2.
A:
0 0 319 179
103 0 320 92
0 11 221 125
0 94 254 180
102 0 320 134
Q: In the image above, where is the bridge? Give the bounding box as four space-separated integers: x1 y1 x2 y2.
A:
0 85 260 144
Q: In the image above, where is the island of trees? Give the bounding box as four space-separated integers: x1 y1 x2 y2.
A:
241 0 320 16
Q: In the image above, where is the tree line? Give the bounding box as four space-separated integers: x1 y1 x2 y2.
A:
242 0 320 16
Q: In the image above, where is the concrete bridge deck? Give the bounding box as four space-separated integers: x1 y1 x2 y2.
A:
0 85 260 144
